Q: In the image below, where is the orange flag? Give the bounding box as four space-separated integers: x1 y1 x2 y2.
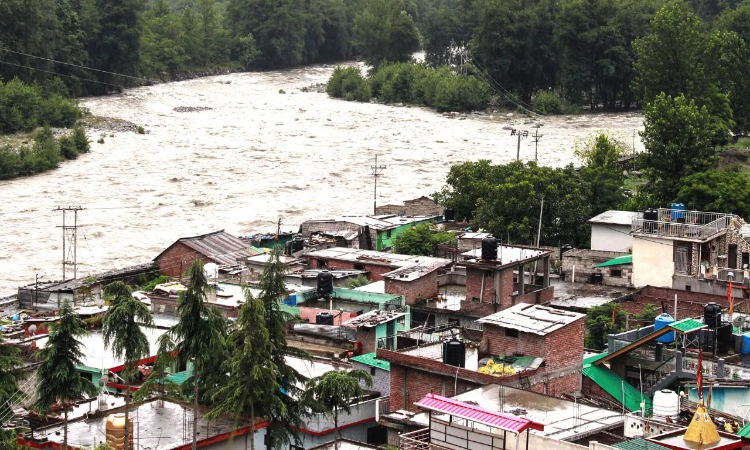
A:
728 279 734 316
697 348 704 401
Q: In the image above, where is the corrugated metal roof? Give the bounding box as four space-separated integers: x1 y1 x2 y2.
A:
737 421 750 438
582 363 652 412
477 304 585 336
414 393 545 433
350 352 390 371
613 438 670 450
588 210 640 226
597 255 633 267
154 230 262 267
669 318 707 334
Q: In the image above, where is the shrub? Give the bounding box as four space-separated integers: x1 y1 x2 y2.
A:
97 136 105 144
327 66 371 101
59 135 78 160
532 90 563 115
72 126 90 154
137 125 145 134
0 78 80 133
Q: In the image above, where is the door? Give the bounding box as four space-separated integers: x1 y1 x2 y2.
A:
729 244 738 269
674 243 689 274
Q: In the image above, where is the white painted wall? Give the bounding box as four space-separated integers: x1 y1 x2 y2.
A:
591 224 633 252
632 236 674 288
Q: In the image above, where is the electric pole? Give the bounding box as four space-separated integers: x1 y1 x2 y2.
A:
55 206 83 280
504 127 529 161
371 155 386 215
532 126 543 163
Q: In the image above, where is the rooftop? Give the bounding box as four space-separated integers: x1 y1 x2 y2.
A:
303 214 439 231
154 229 262 267
343 309 407 328
305 247 451 270
309 440 382 450
35 399 257 449
589 210 641 226
461 245 550 267
476 304 585 336
631 209 737 242
382 261 445 281
415 393 545 433
350 352 390 371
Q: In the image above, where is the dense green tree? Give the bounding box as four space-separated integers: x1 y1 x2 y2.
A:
576 133 627 215
208 291 281 450
140 0 187 77
303 370 373 450
35 299 98 449
392 223 456 256
585 303 627 349
0 334 23 448
133 334 180 402
641 93 720 203
354 0 421 67
103 281 154 450
472 0 557 103
163 260 227 450
675 168 750 217
705 30 750 135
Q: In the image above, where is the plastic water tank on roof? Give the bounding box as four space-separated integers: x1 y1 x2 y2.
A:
654 313 675 343
652 390 680 420
481 236 497 261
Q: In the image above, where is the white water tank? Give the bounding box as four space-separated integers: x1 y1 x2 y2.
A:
652 390 680 420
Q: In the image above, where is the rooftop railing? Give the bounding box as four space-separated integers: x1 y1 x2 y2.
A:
631 209 737 240
399 428 454 450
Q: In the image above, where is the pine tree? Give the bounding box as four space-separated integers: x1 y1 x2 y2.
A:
103 281 154 450
0 333 23 447
35 299 98 450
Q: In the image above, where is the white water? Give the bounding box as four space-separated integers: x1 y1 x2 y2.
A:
0 65 645 295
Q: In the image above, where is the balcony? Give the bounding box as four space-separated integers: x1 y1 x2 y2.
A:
631 209 737 241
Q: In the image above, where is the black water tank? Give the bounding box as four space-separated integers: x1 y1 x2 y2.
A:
316 312 334 325
293 235 305 252
705 302 722 328
444 209 455 221
443 339 466 368
643 209 659 222
591 273 603 284
717 324 733 354
317 270 334 296
481 236 497 261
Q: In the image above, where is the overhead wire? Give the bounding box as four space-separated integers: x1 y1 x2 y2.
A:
0 47 149 83
0 60 123 89
467 54 544 116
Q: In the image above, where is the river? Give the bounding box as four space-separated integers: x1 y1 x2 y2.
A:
0 65 645 296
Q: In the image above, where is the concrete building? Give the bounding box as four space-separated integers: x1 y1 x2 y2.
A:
630 208 750 295
561 250 632 287
374 196 443 217
299 215 441 251
244 253 305 282
350 352 391 396
153 230 261 277
377 304 584 414
588 210 640 252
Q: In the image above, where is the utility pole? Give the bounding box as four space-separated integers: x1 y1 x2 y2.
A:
504 127 529 161
532 126 544 163
371 155 386 215
55 206 83 280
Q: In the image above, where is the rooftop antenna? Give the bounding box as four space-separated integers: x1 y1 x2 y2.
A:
371 155 386 215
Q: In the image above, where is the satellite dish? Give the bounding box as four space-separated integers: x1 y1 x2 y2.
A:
203 263 219 281
733 316 744 328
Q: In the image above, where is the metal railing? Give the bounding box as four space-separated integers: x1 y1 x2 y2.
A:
631 210 735 240
376 324 463 350
400 428 433 450
717 268 747 283
376 397 390 421
641 355 676 392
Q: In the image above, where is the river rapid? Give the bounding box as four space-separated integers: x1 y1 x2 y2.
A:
0 65 645 295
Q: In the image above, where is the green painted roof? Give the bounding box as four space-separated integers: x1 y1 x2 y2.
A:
669 318 706 334
350 352 390 371
583 362 652 412
280 302 300 317
167 367 193 385
76 365 103 374
596 255 633 267
584 353 608 367
613 438 670 450
738 421 750 439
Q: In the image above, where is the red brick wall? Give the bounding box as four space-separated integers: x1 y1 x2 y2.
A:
465 267 514 307
388 362 487 411
513 286 555 306
619 286 746 319
385 271 438 304
483 317 584 372
156 242 211 277
356 327 378 354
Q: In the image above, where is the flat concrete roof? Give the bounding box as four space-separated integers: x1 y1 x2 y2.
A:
588 210 640 226
305 247 451 270
477 304 584 336
343 309 407 328
42 399 254 449
461 245 550 266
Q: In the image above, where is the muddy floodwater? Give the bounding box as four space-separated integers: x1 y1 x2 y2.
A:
0 65 645 295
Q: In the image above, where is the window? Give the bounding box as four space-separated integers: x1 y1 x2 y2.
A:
471 297 481 303
448 318 460 327
610 269 622 277
370 367 377 376
354 263 365 270
505 328 519 338
685 285 692 292
317 259 327 268
386 230 392 239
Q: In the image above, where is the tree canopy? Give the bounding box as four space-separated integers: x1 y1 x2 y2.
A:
392 223 456 256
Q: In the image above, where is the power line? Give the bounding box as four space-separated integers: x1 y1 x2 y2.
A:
0 46 149 82
0 60 123 88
